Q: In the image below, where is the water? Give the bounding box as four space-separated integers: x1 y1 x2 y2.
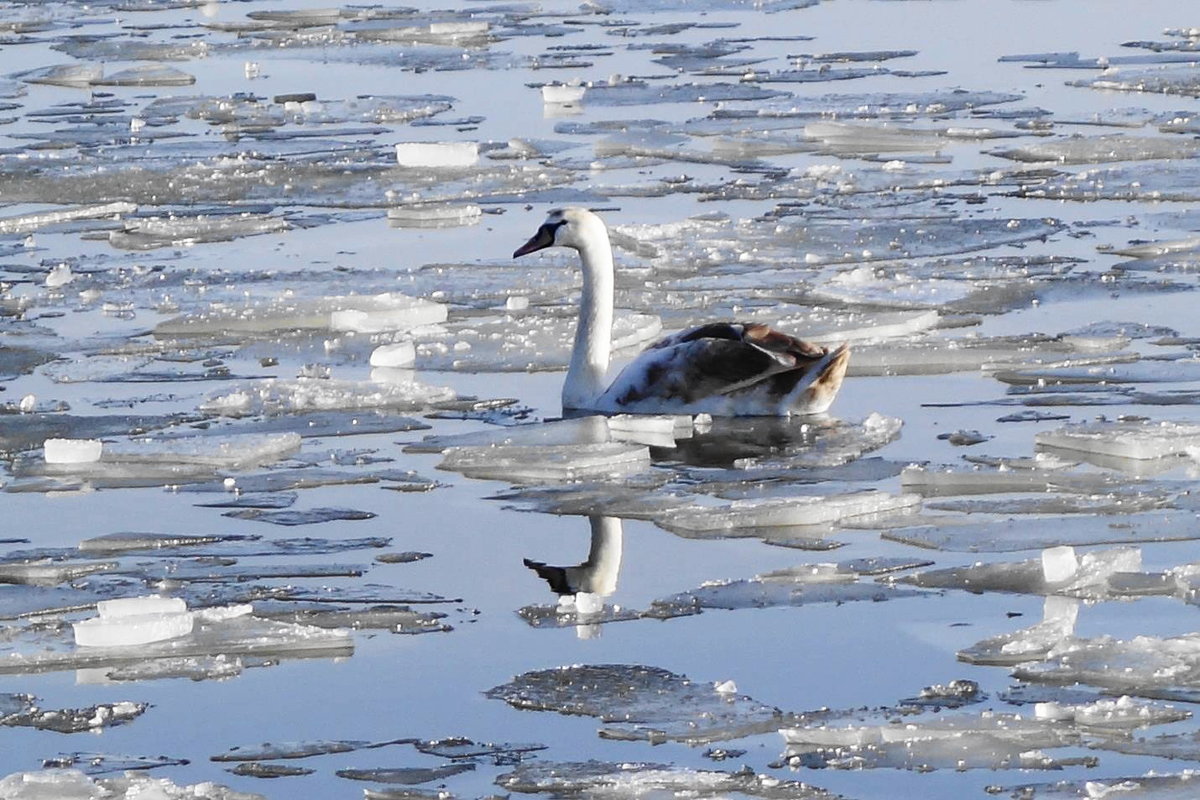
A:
3 0 1200 798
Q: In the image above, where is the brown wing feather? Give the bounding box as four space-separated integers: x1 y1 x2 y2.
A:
609 322 835 407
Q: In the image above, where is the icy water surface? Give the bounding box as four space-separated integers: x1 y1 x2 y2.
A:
4 0 1200 797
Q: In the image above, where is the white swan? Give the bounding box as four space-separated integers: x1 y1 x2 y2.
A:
514 207 850 416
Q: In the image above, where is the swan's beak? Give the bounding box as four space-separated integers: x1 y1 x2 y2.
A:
513 224 556 258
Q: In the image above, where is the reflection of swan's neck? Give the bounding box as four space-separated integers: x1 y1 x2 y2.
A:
580 516 622 596
564 231 614 410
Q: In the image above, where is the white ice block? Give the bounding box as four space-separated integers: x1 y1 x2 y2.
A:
329 295 449 333
542 84 586 104
73 613 193 648
157 292 446 336
97 596 187 618
1037 420 1200 460
1041 545 1079 583
43 438 103 464
369 341 417 368
395 141 479 168
662 491 921 533
387 203 481 228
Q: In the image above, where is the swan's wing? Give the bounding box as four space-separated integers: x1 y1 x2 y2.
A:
604 322 834 407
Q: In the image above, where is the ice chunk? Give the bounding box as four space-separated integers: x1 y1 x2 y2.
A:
781 709 1086 771
904 546 1142 599
884 511 1200 552
487 664 800 743
17 63 104 88
1036 420 1200 460
0 202 136 235
95 65 195 87
200 377 456 417
369 342 416 368
991 134 1200 164
156 293 447 337
386 203 482 228
541 83 586 104
440 443 651 483
223 507 376 526
1003 773 1200 799
0 608 353 675
336 764 474 784
1041 545 1079 583
74 595 195 648
43 439 102 464
395 142 479 168
653 572 924 613
0 770 266 799
497 761 832 799
109 213 289 250
657 491 921 534
899 463 1132 496
958 595 1079 665
1014 632 1200 703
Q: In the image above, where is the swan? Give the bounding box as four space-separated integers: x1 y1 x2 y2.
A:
513 207 850 416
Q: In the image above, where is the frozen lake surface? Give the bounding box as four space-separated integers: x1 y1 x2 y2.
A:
3 0 1200 797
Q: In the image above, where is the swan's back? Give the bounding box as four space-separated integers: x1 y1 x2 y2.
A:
593 322 850 416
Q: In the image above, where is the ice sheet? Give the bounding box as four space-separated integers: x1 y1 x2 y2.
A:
487 664 803 743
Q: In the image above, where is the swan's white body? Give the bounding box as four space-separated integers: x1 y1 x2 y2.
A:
514 208 850 416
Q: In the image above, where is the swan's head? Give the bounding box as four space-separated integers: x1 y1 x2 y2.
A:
513 207 608 258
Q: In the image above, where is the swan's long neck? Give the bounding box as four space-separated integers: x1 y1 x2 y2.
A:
563 228 614 410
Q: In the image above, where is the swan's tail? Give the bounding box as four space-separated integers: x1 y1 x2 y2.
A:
784 342 850 415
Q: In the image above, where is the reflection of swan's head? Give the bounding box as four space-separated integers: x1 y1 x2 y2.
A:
513 207 609 258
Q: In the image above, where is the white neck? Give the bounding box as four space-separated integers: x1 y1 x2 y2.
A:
563 228 614 410
571 516 622 596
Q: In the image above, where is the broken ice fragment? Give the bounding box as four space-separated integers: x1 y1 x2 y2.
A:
1036 419 1200 460
395 142 479 168
497 760 834 799
337 764 475 784
0 771 264 799
487 664 800 743
387 203 482 228
229 762 314 778
43 438 102 464
78 532 256 555
156 293 446 337
884 510 1200 552
211 739 401 761
658 491 920 534
223 507 377 526
74 596 195 648
439 443 651 483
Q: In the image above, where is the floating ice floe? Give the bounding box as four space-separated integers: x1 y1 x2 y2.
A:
440 443 651 483
395 141 479 168
883 510 1200 553
0 770 262 800
73 596 194 647
1035 419 1200 460
903 545 1142 599
0 602 352 675
201 377 456 417
386 203 482 228
156 292 447 337
497 760 835 800
109 213 289 250
656 490 921 535
780 710 1091 771
487 664 803 743
1002 772 1200 799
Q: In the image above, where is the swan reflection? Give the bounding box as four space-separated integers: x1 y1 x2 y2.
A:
523 515 624 639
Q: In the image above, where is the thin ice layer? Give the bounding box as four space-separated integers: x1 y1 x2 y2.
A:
486 664 803 743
